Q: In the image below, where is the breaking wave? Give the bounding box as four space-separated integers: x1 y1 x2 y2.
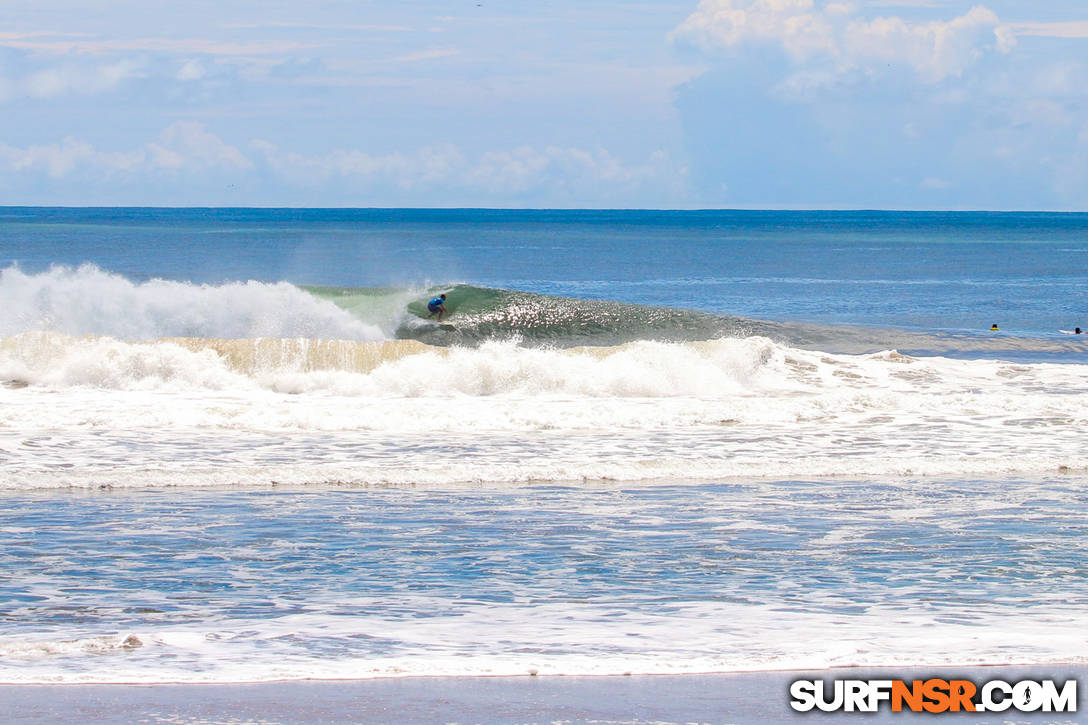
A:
4 265 1086 360
0 265 383 341
2 265 1087 489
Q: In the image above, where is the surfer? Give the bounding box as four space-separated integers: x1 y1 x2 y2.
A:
1077 328 1083 334
427 294 447 321
990 323 999 331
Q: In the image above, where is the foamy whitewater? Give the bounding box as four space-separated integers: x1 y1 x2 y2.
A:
2 209 1088 684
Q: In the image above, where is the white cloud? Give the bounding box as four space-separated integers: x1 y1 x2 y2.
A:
0 137 144 178
176 60 206 81
842 6 1005 82
672 0 1014 83
672 0 838 61
150 122 253 172
466 147 675 195
0 124 684 203
0 122 250 178
250 140 681 199
250 142 467 188
22 59 143 98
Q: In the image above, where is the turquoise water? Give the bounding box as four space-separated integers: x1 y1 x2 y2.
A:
1 208 1087 684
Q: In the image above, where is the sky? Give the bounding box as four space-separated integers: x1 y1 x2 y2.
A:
1 0 1087 209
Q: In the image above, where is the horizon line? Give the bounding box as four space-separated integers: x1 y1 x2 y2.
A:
2 205 1086 214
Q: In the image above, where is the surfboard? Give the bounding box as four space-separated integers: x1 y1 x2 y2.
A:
419 320 455 331
1059 330 1084 336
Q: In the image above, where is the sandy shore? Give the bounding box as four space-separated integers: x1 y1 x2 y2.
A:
3 665 1084 724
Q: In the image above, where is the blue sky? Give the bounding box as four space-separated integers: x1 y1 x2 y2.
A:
2 0 1087 209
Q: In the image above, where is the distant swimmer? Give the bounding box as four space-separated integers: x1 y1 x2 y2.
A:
990 323 999 331
1077 328 1084 334
427 294 447 321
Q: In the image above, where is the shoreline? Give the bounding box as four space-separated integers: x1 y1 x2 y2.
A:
4 665 1085 724
4 656 1087 687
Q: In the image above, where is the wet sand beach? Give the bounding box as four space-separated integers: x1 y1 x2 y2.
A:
4 665 1085 724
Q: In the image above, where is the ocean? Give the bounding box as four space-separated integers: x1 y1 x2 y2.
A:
1 208 1087 685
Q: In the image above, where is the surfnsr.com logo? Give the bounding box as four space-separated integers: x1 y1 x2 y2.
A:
789 678 1077 713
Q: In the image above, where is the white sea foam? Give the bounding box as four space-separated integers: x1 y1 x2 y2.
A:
2 600 1086 684
0 634 143 660
5 474 1088 684
0 265 383 341
1 332 1087 487
0 332 785 395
